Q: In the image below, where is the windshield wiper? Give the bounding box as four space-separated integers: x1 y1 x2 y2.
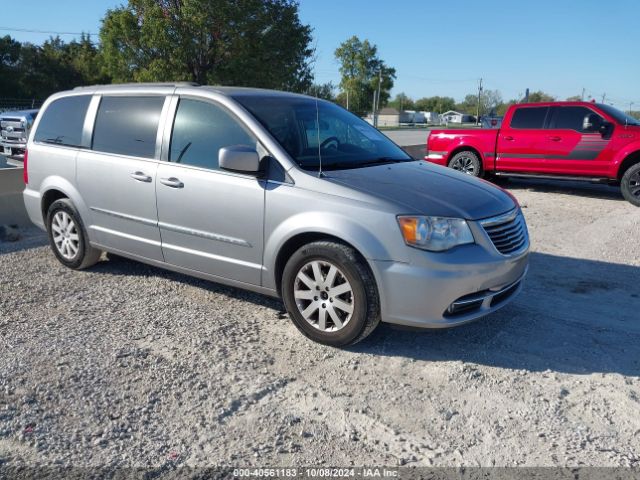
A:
359 157 411 166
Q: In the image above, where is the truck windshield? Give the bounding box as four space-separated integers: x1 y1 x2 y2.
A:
233 95 412 171
597 103 640 126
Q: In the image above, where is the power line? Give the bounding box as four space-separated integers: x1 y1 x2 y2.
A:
0 27 98 37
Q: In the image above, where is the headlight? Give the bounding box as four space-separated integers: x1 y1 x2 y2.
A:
397 215 474 251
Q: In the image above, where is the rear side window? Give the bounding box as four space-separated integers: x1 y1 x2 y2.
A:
34 95 91 147
549 106 603 132
169 98 256 170
92 96 165 158
510 107 549 129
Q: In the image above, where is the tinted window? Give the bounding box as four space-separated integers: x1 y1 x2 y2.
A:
169 99 256 170
92 96 165 158
597 103 640 126
233 95 412 171
34 95 91 147
510 107 549 129
550 106 603 132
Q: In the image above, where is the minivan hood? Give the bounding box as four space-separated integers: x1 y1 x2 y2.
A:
323 161 515 220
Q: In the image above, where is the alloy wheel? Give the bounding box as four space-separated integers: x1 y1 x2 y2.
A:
451 155 477 175
293 260 354 332
51 211 80 260
628 171 640 198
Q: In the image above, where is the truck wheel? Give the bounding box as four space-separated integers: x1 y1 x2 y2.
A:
449 151 481 177
281 241 381 347
621 163 640 206
46 199 102 270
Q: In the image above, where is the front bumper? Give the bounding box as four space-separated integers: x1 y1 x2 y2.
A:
371 242 529 329
1 140 27 159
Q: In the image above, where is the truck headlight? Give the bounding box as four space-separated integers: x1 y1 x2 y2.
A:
397 215 474 252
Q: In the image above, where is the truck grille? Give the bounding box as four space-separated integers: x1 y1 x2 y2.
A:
480 209 528 255
1 118 26 141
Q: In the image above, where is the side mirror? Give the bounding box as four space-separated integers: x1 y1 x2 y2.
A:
599 121 613 137
219 145 261 174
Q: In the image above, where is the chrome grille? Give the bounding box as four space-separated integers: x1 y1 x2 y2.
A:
1 118 26 141
481 209 528 255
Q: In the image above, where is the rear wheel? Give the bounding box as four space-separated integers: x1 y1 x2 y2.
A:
281 241 380 347
46 199 102 269
448 150 481 177
621 163 640 206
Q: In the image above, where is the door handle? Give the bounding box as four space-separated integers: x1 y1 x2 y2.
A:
160 177 184 188
503 136 514 141
130 171 152 183
549 136 562 142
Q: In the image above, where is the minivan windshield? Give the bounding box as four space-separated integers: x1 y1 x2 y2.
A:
597 103 640 126
233 95 413 171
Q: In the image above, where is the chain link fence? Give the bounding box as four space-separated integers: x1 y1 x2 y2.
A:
0 98 43 114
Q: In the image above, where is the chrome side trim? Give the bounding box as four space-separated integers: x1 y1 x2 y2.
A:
90 207 158 227
161 242 259 268
89 225 162 247
159 222 252 248
90 206 252 248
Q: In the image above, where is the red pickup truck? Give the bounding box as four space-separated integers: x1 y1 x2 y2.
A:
426 102 640 206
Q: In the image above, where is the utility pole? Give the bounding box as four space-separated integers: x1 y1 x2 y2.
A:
581 87 585 101
476 78 483 125
629 102 634 115
601 93 606 103
373 68 382 128
346 89 349 111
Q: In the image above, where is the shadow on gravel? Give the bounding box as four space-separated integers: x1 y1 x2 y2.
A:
353 252 640 377
501 178 624 202
92 253 285 311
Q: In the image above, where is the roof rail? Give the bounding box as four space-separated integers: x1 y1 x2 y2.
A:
74 82 200 90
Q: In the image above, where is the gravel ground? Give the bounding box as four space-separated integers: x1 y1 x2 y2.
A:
0 178 639 472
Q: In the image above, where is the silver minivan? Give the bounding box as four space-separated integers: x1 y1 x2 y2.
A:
23 83 529 346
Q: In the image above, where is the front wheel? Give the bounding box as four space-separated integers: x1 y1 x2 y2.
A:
281 241 380 347
448 151 482 177
621 163 640 206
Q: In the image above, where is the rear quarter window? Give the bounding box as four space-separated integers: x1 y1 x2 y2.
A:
509 107 549 129
92 96 165 159
33 95 92 147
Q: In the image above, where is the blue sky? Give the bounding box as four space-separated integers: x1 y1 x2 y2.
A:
2 0 638 109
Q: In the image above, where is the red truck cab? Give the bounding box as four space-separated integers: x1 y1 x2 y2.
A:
426 102 640 206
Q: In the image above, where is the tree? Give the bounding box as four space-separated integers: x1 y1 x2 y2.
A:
414 96 456 113
99 0 314 92
0 34 105 101
566 95 582 101
308 82 336 101
526 91 556 103
455 89 503 117
334 36 396 115
388 92 414 111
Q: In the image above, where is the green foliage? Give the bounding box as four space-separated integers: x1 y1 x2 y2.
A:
0 34 106 101
334 36 396 116
455 89 503 116
414 95 456 113
566 95 583 101
387 92 415 111
525 90 556 103
307 82 336 101
99 0 314 91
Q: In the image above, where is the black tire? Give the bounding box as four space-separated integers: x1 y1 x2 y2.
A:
448 150 482 177
621 162 640 207
281 241 380 347
46 199 102 270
